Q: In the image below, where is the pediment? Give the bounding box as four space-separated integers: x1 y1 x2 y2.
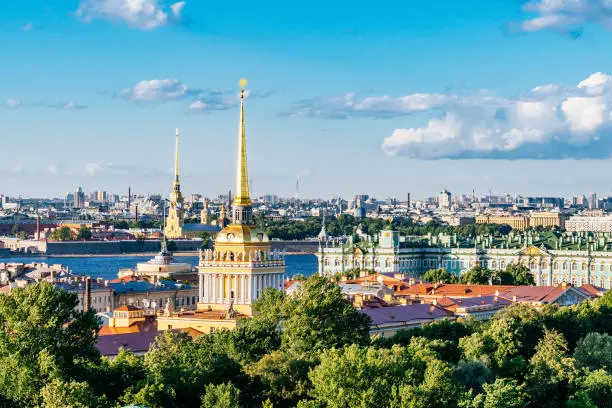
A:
518 245 550 257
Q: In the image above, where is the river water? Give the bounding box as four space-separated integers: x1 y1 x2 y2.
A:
4 254 318 281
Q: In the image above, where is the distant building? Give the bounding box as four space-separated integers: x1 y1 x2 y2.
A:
589 193 598 210
73 187 86 209
476 214 529 230
438 189 451 210
566 214 612 233
530 212 566 229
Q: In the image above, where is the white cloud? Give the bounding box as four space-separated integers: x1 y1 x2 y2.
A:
5 99 20 108
21 22 34 31
76 0 186 30
284 92 449 119
189 100 207 110
377 72 612 159
118 79 189 101
561 97 606 134
518 0 612 34
85 162 103 175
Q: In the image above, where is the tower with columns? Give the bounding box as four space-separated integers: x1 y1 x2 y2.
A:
197 79 286 316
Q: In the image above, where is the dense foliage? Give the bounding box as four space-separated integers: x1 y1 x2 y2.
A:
423 264 535 286
0 277 611 407
257 215 514 241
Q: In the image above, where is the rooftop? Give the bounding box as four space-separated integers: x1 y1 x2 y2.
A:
362 303 454 326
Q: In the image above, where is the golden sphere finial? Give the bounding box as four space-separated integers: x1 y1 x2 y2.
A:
239 78 248 88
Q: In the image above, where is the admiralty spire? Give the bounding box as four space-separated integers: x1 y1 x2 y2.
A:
197 79 286 316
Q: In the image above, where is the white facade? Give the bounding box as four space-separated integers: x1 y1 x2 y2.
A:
318 231 612 289
566 216 612 233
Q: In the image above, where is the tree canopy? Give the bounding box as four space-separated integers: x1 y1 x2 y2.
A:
0 278 611 407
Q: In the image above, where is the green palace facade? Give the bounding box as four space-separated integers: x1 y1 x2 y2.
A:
316 229 612 289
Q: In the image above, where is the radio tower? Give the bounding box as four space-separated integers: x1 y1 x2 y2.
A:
295 178 300 202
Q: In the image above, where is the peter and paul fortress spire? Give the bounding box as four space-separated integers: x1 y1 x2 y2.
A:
164 128 185 239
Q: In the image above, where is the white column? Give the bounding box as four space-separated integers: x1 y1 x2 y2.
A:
199 274 204 301
212 274 217 303
207 274 212 302
240 275 245 304
245 275 248 302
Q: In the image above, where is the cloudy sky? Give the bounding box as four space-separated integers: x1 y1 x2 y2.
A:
3 0 612 200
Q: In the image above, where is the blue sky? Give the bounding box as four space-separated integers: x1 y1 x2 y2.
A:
3 0 612 200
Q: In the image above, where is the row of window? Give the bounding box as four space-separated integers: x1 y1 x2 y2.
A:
324 256 612 274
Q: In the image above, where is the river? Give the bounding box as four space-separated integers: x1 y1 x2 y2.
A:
4 254 318 281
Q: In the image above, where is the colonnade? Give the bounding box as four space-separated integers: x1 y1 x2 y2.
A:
198 272 285 304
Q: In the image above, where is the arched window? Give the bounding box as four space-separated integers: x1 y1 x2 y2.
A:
590 264 596 272
492 260 497 269
600 264 605 272
500 260 506 269
542 261 548 270
572 263 577 271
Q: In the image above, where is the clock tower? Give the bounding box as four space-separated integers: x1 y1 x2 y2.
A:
197 79 286 316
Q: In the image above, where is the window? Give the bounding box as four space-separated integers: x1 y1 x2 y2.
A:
192 296 196 304
600 264 605 272
553 262 558 270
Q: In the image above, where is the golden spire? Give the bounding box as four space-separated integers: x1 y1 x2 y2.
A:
174 128 180 186
233 79 252 206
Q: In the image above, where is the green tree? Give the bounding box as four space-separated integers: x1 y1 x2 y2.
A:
245 350 313 406
40 379 108 408
49 226 74 241
574 332 612 372
423 268 457 284
390 358 462 408
460 265 492 284
0 282 100 406
504 264 535 286
453 360 494 395
573 369 612 408
201 382 241 408
309 344 424 408
76 226 92 240
469 378 528 408
276 275 371 354
526 329 576 407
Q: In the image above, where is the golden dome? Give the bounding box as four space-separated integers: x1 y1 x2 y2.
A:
214 224 270 250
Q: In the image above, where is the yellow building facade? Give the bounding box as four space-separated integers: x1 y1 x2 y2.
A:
476 214 530 230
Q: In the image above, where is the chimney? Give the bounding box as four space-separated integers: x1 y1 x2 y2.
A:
83 276 91 312
512 295 517 302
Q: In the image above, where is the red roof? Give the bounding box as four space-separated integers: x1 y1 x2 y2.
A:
577 284 607 298
498 286 572 304
362 303 454 325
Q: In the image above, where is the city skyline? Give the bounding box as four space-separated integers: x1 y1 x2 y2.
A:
4 1 612 197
